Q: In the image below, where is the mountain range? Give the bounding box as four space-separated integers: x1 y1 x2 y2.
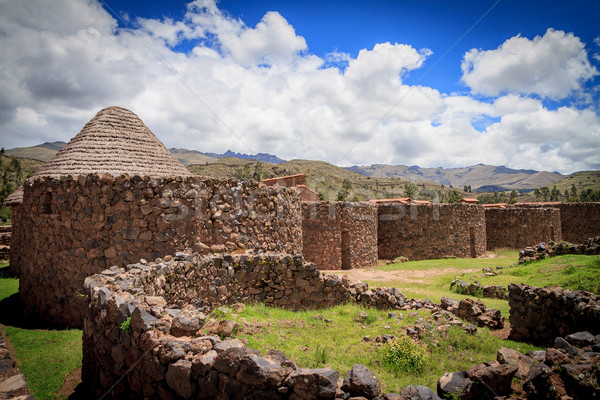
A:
346 164 565 192
3 141 576 193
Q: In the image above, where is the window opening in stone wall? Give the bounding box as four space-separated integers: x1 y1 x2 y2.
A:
41 193 52 214
341 230 351 270
469 227 476 258
550 226 555 241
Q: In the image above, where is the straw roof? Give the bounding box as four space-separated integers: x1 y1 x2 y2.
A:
3 187 23 206
32 106 192 178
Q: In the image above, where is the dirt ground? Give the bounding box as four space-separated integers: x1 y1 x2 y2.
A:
324 267 480 284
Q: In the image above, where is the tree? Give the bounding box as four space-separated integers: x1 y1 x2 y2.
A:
0 147 4 154
404 182 418 198
533 188 541 200
508 189 518 204
336 188 348 201
252 161 263 181
540 186 550 202
448 189 461 203
341 179 352 191
463 185 472 193
550 185 560 201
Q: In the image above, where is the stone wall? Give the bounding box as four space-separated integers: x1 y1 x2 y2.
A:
508 283 600 345
82 252 355 399
558 203 600 243
82 251 503 399
485 207 562 250
301 202 378 270
17 174 303 327
0 225 9 262
377 203 486 261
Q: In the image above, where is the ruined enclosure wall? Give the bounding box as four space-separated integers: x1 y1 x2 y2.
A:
9 210 24 277
508 283 600 345
558 203 600 243
18 174 303 326
0 224 10 262
82 253 354 399
485 207 562 250
301 201 378 270
377 204 486 261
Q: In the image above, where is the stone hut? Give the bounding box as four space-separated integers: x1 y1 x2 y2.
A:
301 201 378 270
485 206 562 250
14 106 303 327
262 173 319 202
377 203 487 261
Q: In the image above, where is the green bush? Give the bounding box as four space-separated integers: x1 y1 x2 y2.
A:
382 335 427 375
120 317 131 332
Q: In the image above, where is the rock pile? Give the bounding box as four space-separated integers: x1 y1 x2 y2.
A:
438 331 600 399
0 331 32 399
440 297 504 330
508 283 600 345
518 237 600 264
450 279 508 300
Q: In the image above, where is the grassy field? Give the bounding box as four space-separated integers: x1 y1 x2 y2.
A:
0 250 598 397
219 302 539 393
0 261 82 400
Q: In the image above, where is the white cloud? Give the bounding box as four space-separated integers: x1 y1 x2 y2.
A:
0 0 598 174
462 29 598 99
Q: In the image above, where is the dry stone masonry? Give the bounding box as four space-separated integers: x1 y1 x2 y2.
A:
508 283 600 345
485 207 562 250
302 201 378 270
438 333 600 399
377 203 486 261
558 203 600 243
518 237 600 264
0 226 9 261
82 252 377 399
17 174 302 326
83 251 504 399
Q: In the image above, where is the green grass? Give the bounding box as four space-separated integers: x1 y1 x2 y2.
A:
3 327 82 399
214 302 539 393
475 254 600 294
0 261 83 400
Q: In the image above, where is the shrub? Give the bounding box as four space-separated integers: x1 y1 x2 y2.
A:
120 317 131 332
381 335 427 375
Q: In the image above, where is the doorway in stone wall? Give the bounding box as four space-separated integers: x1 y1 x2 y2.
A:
469 227 476 258
341 230 351 270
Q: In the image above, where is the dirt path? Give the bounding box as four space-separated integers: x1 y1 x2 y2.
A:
324 267 480 284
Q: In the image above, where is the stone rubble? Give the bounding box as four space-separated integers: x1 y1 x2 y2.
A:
508 283 600 345
518 236 600 264
437 331 600 400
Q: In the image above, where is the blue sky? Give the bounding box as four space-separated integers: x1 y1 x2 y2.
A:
1 0 599 173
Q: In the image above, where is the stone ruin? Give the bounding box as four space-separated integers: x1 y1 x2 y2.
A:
83 251 506 399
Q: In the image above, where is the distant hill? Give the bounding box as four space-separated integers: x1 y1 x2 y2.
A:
189 158 450 201
346 163 564 192
168 148 217 166
6 141 67 161
5 142 284 166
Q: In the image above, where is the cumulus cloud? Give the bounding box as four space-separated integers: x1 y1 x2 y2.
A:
462 29 598 99
0 0 598 174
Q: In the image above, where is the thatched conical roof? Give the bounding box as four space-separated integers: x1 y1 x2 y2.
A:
3 187 23 206
32 106 192 178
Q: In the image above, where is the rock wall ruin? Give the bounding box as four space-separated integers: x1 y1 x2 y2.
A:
0 225 10 262
558 203 600 243
377 203 486 261
485 207 562 250
17 174 302 326
301 201 378 270
508 283 600 345
82 252 354 398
